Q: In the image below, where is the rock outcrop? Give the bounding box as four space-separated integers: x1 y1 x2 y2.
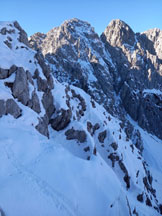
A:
6 99 22 118
12 67 30 106
50 109 71 131
65 127 87 143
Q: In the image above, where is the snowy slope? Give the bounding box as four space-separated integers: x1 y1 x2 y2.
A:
0 21 162 216
0 115 122 216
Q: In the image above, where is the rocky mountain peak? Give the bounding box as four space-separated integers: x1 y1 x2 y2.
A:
101 19 135 47
61 18 94 33
29 32 46 51
37 18 99 56
29 18 117 115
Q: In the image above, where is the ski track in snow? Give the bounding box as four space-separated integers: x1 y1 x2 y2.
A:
3 142 81 216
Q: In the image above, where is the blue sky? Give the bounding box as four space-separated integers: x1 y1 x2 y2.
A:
1 0 162 36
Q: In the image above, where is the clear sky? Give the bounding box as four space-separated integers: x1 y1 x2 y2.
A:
1 0 162 36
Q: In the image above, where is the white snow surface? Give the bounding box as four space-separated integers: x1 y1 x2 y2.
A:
0 115 121 216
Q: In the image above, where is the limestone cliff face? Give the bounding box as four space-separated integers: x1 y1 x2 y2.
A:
142 28 162 61
101 19 162 139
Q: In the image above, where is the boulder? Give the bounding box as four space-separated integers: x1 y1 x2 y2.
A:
6 99 22 118
12 67 29 105
9 65 17 76
50 109 71 131
0 27 7 35
65 127 87 143
42 90 55 118
37 76 48 92
31 91 41 113
35 114 49 138
0 68 9 79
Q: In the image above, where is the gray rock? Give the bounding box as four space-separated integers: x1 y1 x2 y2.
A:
29 32 46 50
47 74 54 90
0 27 7 35
87 121 100 136
120 83 139 121
87 121 93 135
35 52 51 81
9 65 17 76
31 91 41 113
0 68 9 79
0 65 17 79
141 28 162 60
98 130 107 143
50 109 71 131
42 90 55 118
65 127 87 143
118 160 130 189
137 193 144 202
37 76 48 92
0 27 15 35
110 142 118 151
33 69 39 79
13 21 29 47
35 114 49 138
26 71 34 85
108 153 119 167
138 93 162 139
0 100 6 117
6 99 22 118
12 67 29 105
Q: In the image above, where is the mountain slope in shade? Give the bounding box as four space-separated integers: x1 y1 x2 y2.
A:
0 20 162 216
30 18 162 140
101 19 162 139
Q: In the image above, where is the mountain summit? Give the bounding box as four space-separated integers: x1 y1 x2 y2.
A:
102 19 136 46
